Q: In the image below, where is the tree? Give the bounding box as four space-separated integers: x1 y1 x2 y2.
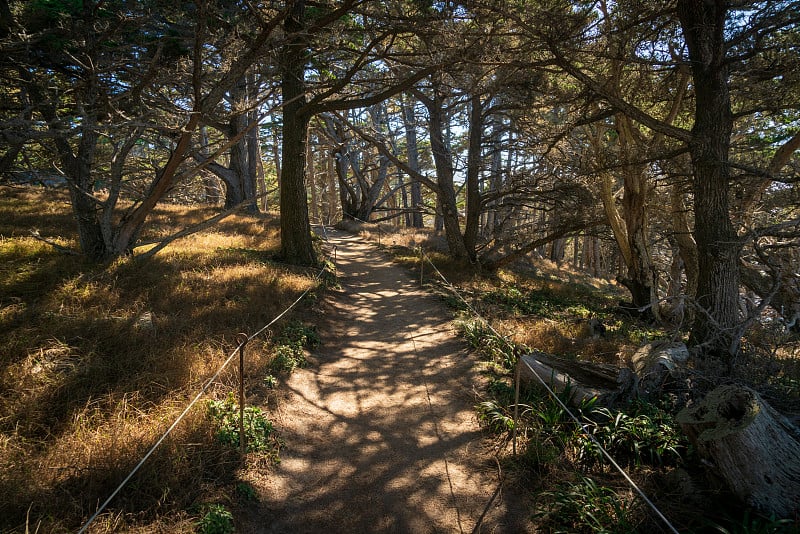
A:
196 73 271 212
675 0 741 358
499 0 800 362
274 0 464 263
278 0 316 264
0 0 285 261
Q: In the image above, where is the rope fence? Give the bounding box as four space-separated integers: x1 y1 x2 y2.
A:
416 248 680 534
78 260 331 534
79 225 677 533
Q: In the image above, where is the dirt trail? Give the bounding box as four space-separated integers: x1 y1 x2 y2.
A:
244 231 531 533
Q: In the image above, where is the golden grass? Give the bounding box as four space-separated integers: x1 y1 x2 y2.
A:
0 186 319 532
354 222 632 365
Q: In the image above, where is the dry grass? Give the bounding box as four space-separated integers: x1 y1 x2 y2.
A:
345 221 634 363
339 218 800 532
0 187 320 532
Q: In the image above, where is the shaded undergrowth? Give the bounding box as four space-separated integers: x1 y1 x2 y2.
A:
365 223 800 534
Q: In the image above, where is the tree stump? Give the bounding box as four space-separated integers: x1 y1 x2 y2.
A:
677 385 800 519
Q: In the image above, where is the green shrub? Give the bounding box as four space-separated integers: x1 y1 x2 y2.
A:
236 481 258 502
196 504 234 534
207 393 279 455
535 476 637 534
477 400 516 433
277 320 320 349
481 285 598 318
455 317 517 369
576 402 687 468
271 343 306 373
270 320 320 373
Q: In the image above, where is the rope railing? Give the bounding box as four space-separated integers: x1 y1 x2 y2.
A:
417 248 680 534
78 261 330 534
79 227 677 533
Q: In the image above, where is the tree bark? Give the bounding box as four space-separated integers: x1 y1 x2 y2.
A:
401 95 424 228
418 84 468 259
677 385 800 519
67 122 106 261
519 351 636 408
279 0 316 265
463 94 483 262
677 0 742 360
485 108 505 239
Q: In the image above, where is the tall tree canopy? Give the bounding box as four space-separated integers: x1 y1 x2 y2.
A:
1 0 799 363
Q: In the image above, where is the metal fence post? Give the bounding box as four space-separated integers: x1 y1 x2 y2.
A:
512 358 521 457
237 334 248 455
419 248 424 287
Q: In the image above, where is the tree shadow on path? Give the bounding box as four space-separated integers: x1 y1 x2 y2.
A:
243 231 534 533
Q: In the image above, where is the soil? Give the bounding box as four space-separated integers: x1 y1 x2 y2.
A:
239 230 533 533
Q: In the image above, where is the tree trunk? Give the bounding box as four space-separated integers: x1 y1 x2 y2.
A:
245 80 261 214
199 127 222 204
463 94 482 262
279 0 316 265
593 120 655 315
620 163 656 315
307 130 319 223
677 0 742 360
677 385 800 519
228 76 258 213
228 132 249 209
400 171 411 228
272 112 282 191
421 84 468 259
519 351 636 408
67 126 107 261
335 145 357 221
401 94 424 228
326 154 337 224
485 109 505 238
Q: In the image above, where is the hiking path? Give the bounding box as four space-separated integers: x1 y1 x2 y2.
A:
242 230 532 533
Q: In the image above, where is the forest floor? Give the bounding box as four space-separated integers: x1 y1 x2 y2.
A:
239 229 534 533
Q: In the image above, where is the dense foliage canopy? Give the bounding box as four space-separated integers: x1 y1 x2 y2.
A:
2 0 799 362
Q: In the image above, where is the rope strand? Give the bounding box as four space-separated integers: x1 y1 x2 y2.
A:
419 250 679 534
78 263 328 534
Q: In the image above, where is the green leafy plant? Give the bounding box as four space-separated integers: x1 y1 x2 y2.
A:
481 285 595 318
576 402 687 468
207 393 279 455
477 400 516 433
236 481 258 502
279 320 320 348
455 317 517 369
535 476 637 534
486 378 516 404
271 343 306 373
196 503 234 534
270 321 320 373
263 374 278 389
706 509 798 534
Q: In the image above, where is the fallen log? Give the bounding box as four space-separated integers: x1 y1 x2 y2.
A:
677 385 800 519
631 341 690 399
519 351 635 407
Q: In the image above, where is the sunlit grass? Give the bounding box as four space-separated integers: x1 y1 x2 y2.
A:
0 186 320 532
357 215 800 534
